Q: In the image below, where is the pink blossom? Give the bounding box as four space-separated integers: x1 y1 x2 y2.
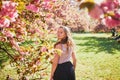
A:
16 35 24 42
35 60 40 65
20 51 29 55
89 5 104 19
44 0 50 2
28 29 35 34
35 28 41 33
101 0 117 12
114 0 120 6
46 13 52 18
102 16 120 28
35 28 45 36
35 41 39 45
2 1 17 16
0 1 18 22
0 18 10 27
26 4 39 13
52 0 56 2
114 9 120 18
2 1 17 9
2 30 14 38
34 0 40 4
40 46 48 52
10 39 20 51
20 57 25 61
9 11 19 22
42 1 52 10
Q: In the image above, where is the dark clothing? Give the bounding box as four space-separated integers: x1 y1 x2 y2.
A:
53 61 75 80
111 28 117 37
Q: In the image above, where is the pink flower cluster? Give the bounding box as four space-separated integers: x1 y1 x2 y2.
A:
42 0 56 10
102 16 120 28
26 0 56 12
26 4 39 13
40 46 48 52
2 30 14 38
0 1 18 28
0 18 10 28
89 0 120 28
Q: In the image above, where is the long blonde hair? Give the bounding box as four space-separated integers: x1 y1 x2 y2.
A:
55 26 75 50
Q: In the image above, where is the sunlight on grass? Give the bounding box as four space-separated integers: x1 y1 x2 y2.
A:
73 33 120 80
0 60 18 80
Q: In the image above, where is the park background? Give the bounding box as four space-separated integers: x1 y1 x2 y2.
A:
0 0 120 80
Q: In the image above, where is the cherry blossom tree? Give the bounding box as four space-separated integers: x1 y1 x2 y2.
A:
0 0 62 79
1 0 88 79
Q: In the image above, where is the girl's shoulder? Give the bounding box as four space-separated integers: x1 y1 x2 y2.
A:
54 42 62 49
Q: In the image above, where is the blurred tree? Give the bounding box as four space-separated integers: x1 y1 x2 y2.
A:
79 0 120 29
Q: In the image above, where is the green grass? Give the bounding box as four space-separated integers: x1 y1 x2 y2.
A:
73 33 120 80
0 33 120 80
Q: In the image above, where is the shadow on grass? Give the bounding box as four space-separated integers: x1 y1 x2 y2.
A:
74 36 120 54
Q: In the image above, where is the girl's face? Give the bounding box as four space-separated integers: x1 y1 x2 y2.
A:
57 28 66 40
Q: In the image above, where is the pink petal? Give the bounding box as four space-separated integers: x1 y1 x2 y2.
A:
1 1 18 22
101 1 117 12
114 0 120 6
0 18 10 27
52 0 56 2
42 1 52 10
115 9 120 18
44 0 50 2
46 13 52 18
89 5 104 19
41 46 47 52
20 51 29 55
34 0 40 4
26 4 39 13
9 39 20 51
2 30 14 38
102 16 120 28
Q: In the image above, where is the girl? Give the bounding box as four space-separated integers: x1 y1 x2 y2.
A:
50 26 77 80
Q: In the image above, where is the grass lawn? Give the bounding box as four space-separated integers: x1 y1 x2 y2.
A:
0 33 120 80
73 33 120 80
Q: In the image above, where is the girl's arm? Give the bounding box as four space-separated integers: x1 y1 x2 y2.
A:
50 44 61 80
72 51 77 70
